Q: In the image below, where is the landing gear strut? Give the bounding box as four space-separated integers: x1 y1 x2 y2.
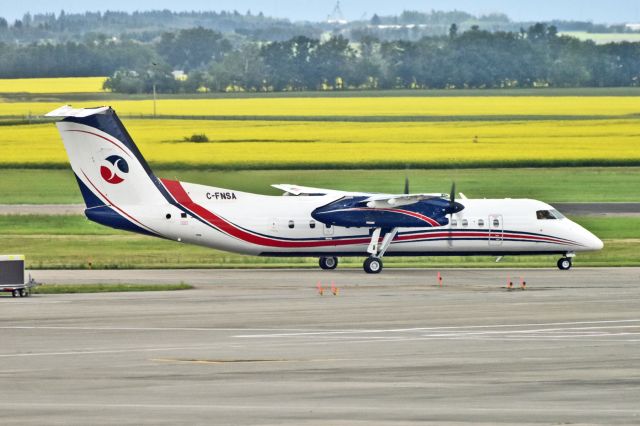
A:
363 227 398 274
319 256 338 270
557 257 572 270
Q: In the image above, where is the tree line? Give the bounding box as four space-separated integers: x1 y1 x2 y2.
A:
2 9 635 45
1 24 639 91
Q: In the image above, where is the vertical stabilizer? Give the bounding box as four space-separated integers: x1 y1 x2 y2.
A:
47 106 168 236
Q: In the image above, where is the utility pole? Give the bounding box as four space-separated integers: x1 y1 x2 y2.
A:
151 62 158 118
152 82 157 118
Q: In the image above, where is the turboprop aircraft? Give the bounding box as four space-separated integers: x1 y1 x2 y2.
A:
46 105 603 274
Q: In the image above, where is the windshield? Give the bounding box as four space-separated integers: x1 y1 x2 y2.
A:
536 209 565 220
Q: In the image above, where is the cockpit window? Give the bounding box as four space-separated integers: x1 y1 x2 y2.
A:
536 209 565 220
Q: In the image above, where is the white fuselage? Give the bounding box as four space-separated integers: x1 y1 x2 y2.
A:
131 180 603 257
49 110 603 267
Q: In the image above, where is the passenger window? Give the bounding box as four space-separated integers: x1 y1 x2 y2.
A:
309 220 316 229
493 219 500 227
288 220 295 229
451 219 457 226
462 219 468 227
180 212 187 219
478 219 484 227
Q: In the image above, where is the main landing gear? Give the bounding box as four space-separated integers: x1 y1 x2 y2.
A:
319 256 338 270
363 227 398 274
363 257 383 274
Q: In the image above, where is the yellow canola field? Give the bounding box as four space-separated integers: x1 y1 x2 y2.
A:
2 118 638 168
1 96 640 117
0 77 107 93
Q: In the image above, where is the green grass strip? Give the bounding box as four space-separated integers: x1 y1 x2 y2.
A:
4 87 640 102
4 159 640 171
32 283 193 294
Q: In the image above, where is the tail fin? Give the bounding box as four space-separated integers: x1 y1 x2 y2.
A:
47 106 168 235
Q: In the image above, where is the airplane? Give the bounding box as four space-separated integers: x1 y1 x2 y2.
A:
46 105 604 274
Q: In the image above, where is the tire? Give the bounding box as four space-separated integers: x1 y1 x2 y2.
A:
319 256 338 270
12 290 18 297
19 288 27 297
363 257 383 274
557 257 572 270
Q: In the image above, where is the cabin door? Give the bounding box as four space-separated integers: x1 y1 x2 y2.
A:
323 223 334 237
488 214 503 246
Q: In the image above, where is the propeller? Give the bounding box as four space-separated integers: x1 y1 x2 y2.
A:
447 182 457 247
449 182 456 210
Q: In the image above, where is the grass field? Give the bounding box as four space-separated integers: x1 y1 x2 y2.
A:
0 77 107 94
1 215 638 269
1 167 640 204
0 80 638 269
3 215 638 238
2 117 640 169
560 32 640 44
32 283 192 294
2 96 640 118
4 87 640 101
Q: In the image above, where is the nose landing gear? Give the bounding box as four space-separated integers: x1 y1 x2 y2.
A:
557 257 572 270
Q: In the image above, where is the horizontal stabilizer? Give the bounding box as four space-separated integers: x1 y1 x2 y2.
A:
45 105 110 118
272 184 345 196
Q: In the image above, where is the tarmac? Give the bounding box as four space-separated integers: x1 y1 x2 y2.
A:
1 268 640 425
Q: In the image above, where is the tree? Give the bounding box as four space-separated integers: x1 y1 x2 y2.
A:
209 44 268 91
449 23 458 39
157 27 231 71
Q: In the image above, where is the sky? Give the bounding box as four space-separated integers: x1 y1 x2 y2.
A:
3 0 640 24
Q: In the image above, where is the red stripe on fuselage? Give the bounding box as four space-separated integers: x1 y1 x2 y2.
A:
160 179 577 249
352 207 440 226
160 178 371 248
395 231 575 245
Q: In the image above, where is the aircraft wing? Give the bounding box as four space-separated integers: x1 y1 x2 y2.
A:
271 184 350 196
362 193 447 208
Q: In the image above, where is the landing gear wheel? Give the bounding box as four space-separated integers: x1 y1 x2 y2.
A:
19 288 27 297
12 290 18 297
319 256 338 270
557 257 572 270
363 257 383 274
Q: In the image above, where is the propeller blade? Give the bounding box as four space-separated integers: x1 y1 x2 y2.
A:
404 177 410 195
447 182 456 247
449 182 456 207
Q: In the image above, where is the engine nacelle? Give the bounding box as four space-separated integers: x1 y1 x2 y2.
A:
311 196 463 229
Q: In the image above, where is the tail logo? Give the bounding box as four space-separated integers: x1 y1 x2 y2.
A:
100 155 129 184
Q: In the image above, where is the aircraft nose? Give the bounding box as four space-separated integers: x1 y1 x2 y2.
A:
583 229 604 251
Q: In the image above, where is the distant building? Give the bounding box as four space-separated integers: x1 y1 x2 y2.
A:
327 1 348 25
625 23 640 31
172 70 187 81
